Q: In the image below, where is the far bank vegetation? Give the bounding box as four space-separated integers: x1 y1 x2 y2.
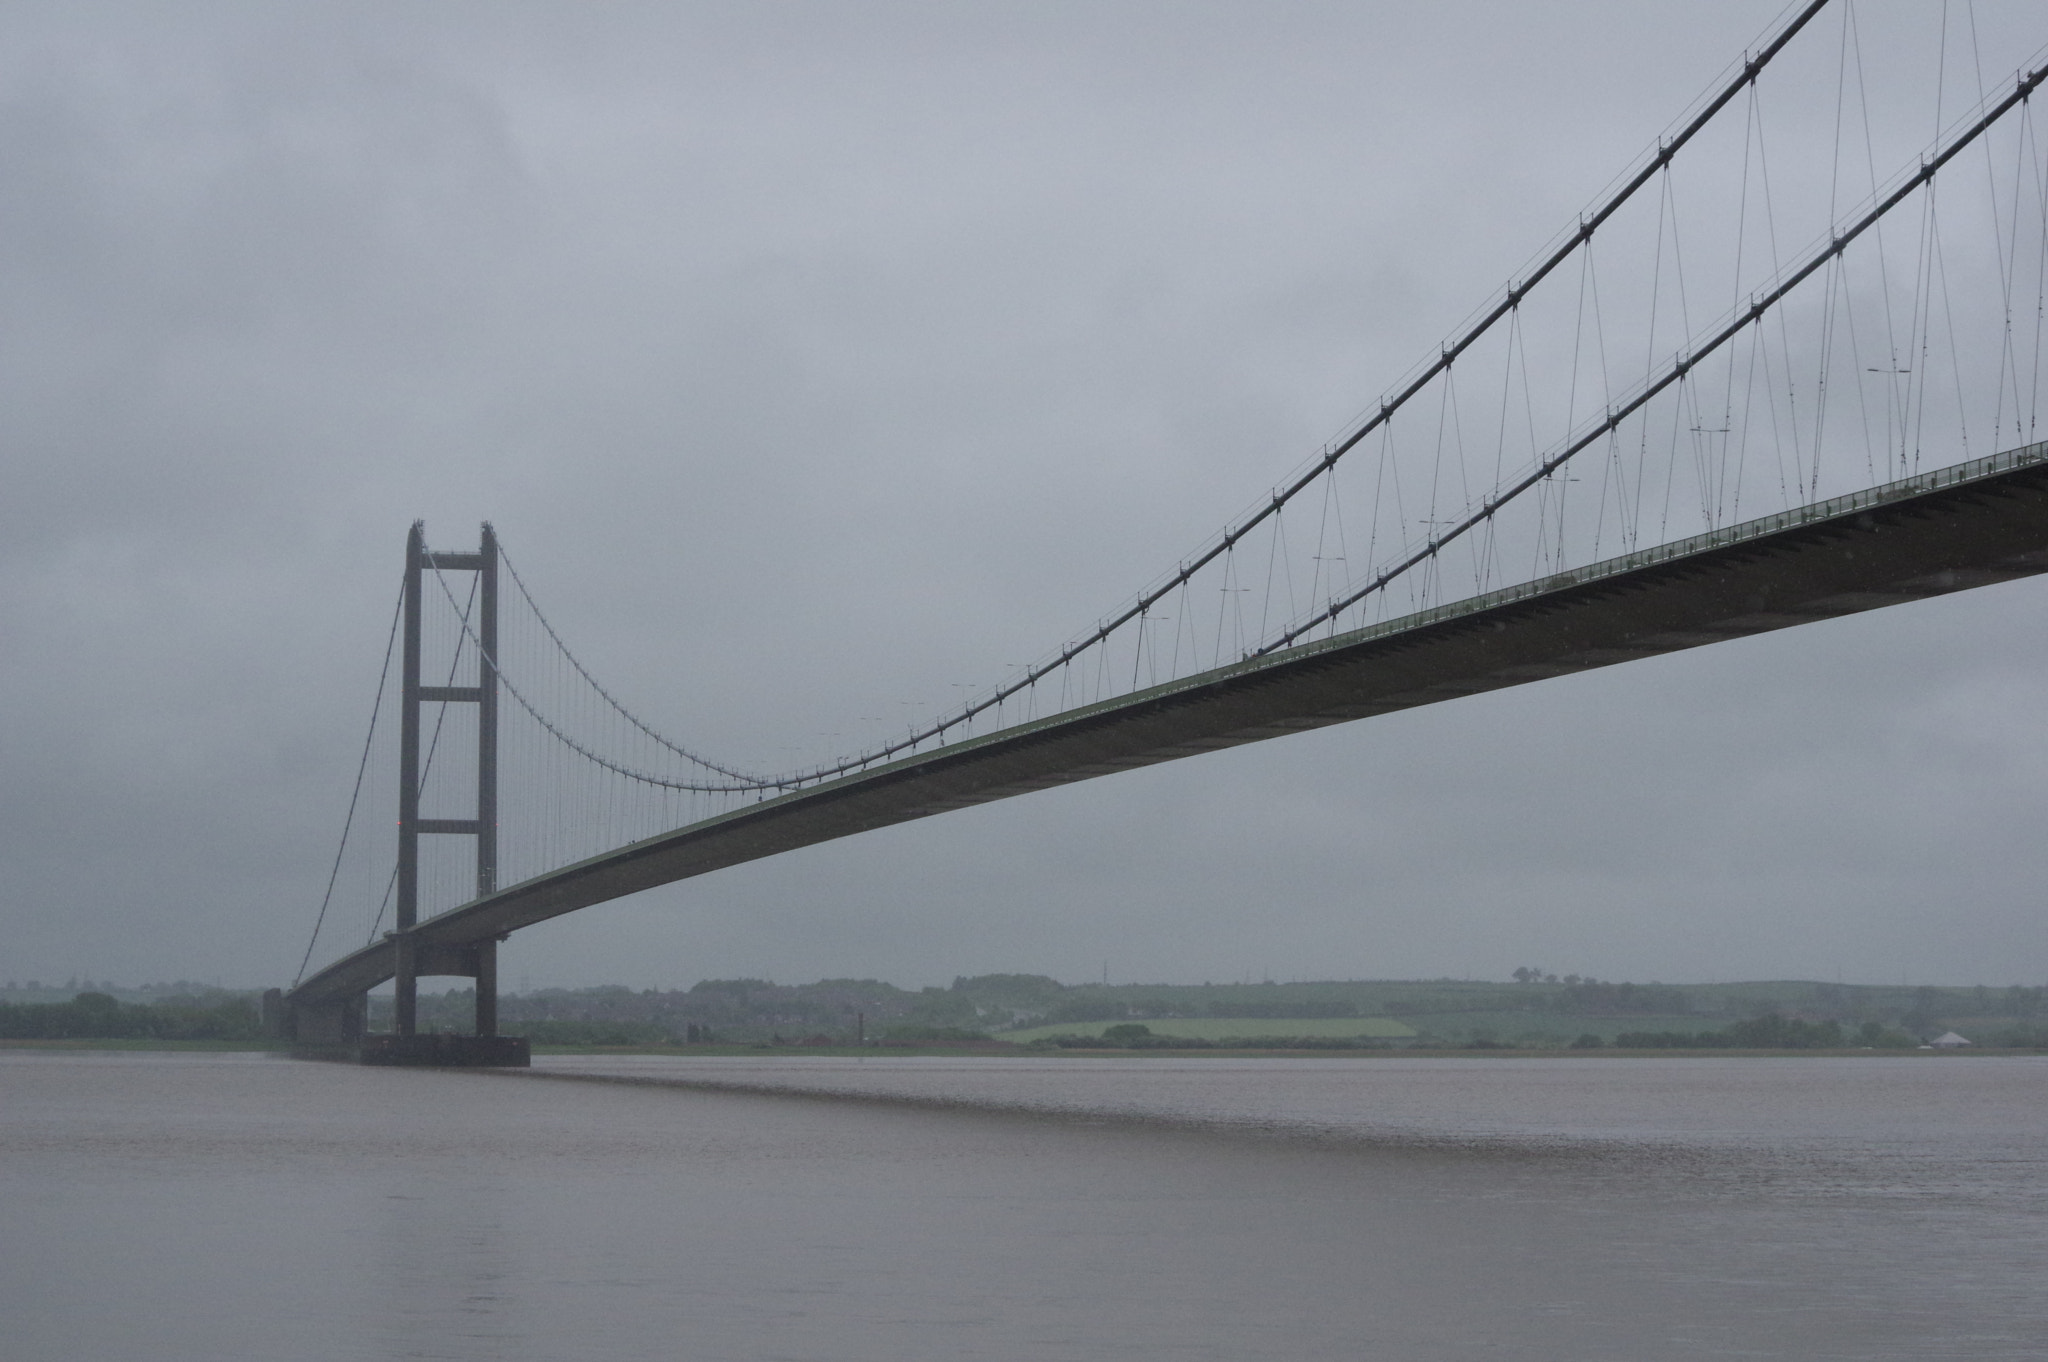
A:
7 974 2044 1050
352 973 2048 1050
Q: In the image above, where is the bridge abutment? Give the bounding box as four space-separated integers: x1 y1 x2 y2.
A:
279 991 367 1050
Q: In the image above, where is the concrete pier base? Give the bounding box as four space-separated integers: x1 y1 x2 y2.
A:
357 1034 530 1067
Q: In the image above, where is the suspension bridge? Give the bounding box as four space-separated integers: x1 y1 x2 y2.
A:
276 1 2048 1062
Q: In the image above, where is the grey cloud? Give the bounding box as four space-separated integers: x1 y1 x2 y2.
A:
4 0 2046 992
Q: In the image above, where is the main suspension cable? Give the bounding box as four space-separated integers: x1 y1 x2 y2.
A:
403 6 2026 800
497 542 767 784
442 1 1836 798
1260 53 2048 654
295 575 404 987
700 0 1836 786
428 557 782 794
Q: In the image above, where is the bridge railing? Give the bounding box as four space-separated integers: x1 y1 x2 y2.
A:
1268 437 2048 669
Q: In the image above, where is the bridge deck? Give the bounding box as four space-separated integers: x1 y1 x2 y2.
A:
290 441 2048 1007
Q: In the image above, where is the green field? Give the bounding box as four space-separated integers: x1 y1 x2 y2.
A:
1001 1016 1417 1045
1396 1012 1711 1044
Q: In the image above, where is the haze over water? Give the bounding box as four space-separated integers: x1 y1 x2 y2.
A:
3 1051 2042 1360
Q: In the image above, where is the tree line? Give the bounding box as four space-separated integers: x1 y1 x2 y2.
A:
0 991 264 1041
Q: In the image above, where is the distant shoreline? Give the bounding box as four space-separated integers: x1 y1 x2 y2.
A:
5 1038 2040 1059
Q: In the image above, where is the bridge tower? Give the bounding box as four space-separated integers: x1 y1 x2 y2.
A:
279 523 527 1064
355 521 526 1064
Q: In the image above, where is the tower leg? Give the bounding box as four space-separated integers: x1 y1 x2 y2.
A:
396 523 423 1036
474 938 498 1038
394 932 418 1037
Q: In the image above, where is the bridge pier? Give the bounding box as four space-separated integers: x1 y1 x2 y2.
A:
278 977 526 1065
346 933 526 1066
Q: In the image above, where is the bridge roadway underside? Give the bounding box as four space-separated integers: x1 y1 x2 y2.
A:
289 445 2048 1015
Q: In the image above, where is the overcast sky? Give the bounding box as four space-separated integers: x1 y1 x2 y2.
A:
6 0 2048 994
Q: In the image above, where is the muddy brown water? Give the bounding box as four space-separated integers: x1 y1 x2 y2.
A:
2 1051 2041 1360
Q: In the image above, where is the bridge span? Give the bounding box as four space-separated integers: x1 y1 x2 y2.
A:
283 440 2048 1041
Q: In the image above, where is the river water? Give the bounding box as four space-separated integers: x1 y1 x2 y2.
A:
2 1050 2042 1360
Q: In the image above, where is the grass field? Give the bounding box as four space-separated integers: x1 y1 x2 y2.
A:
1001 1016 1417 1044
1396 1012 1711 1044
1000 1012 1725 1047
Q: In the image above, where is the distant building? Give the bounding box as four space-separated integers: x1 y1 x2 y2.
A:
1930 1031 1973 1048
